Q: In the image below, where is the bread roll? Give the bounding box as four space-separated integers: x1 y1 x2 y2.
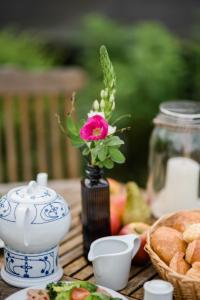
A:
186 262 200 280
151 226 186 264
169 252 190 275
186 240 200 264
172 212 200 233
183 223 200 243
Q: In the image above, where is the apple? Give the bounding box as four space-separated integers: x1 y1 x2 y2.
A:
119 222 150 265
110 207 121 235
110 193 126 219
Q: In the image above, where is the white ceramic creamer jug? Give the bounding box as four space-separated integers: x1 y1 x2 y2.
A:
0 180 71 288
88 234 140 291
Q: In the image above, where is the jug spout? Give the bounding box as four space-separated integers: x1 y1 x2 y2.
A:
88 242 101 262
117 234 140 258
88 247 96 262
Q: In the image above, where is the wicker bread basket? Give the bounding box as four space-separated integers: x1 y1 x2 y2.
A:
145 210 200 300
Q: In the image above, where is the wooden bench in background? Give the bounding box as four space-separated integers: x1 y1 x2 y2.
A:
0 68 86 182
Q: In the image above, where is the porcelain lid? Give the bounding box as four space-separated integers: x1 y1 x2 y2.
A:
7 181 57 204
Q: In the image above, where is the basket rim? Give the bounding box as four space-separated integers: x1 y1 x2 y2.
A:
146 209 200 283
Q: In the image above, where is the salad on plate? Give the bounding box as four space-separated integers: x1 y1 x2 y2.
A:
26 280 123 300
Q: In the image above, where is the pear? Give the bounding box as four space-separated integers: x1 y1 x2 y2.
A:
122 182 151 225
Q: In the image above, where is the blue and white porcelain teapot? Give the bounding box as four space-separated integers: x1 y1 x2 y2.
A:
0 179 71 288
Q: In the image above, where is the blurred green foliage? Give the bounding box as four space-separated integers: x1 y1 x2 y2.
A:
73 15 190 184
0 29 57 70
75 16 186 119
1 16 200 185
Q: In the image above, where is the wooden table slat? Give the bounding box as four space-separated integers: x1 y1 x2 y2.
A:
64 256 88 276
59 235 83 256
60 244 83 268
131 274 160 300
121 265 157 296
61 224 82 245
73 265 93 281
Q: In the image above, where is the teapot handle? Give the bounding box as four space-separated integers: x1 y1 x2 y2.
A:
15 205 30 247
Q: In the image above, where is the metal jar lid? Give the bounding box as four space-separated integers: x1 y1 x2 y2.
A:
154 101 200 129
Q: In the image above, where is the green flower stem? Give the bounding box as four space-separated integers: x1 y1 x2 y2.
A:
112 114 131 125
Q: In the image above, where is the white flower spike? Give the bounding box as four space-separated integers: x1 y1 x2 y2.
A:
109 94 115 102
93 100 99 111
112 101 115 110
100 90 105 98
100 99 105 109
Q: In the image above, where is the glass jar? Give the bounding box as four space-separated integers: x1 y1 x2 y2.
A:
147 101 200 218
81 165 111 258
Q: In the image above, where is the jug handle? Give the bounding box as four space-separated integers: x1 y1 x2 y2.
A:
15 205 30 247
131 235 140 258
119 234 141 258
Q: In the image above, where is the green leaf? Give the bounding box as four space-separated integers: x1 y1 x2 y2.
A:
66 116 78 136
105 136 124 146
55 291 71 300
86 292 110 300
77 281 97 292
109 148 125 163
77 119 86 131
71 136 85 148
82 147 90 156
98 146 107 161
103 159 114 169
91 147 99 161
96 161 104 168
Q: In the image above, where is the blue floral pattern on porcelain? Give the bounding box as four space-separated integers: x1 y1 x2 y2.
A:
14 187 52 200
32 195 70 224
0 194 70 224
0 196 18 222
4 246 58 279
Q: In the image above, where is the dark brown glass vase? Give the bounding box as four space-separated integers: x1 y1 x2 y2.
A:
81 165 111 258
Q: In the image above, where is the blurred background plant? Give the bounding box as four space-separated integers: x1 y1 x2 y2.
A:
0 29 58 70
1 13 200 185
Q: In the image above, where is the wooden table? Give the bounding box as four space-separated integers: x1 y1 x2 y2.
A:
0 180 158 300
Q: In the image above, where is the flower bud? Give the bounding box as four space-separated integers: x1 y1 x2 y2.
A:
100 89 108 99
100 90 105 98
93 100 99 111
100 99 105 109
112 101 115 110
104 89 108 97
109 94 115 102
110 79 114 88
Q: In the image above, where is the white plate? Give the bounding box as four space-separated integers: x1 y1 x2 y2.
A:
5 282 127 300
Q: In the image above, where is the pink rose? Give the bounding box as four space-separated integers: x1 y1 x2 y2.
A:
80 115 108 141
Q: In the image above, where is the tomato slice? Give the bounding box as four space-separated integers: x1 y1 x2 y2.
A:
71 288 91 300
